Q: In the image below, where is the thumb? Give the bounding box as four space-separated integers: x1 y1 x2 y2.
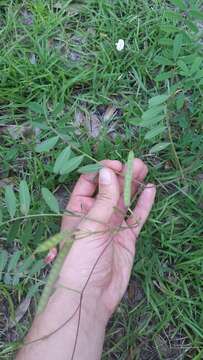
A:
79 167 120 231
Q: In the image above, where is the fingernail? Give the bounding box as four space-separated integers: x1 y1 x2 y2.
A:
99 168 112 185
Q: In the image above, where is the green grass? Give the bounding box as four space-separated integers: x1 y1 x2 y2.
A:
0 0 203 358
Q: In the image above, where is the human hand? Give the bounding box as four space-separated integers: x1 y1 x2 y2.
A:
59 158 156 320
16 159 156 360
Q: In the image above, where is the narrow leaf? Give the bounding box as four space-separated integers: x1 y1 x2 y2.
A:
173 33 183 60
169 0 186 11
60 155 84 175
149 94 169 107
190 10 203 21
41 187 60 214
144 126 166 140
27 283 42 298
19 180 31 216
140 115 165 128
154 56 174 66
7 251 22 272
29 260 45 276
5 185 17 219
35 136 59 153
18 257 34 274
0 209 2 224
142 105 165 122
28 102 44 114
155 71 172 82
78 163 103 174
124 151 134 207
53 146 71 174
0 250 8 281
150 142 170 153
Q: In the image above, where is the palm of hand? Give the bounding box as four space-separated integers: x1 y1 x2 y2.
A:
60 159 155 315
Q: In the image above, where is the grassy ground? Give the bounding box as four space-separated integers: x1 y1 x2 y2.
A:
0 0 203 358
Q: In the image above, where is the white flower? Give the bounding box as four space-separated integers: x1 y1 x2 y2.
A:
116 39 125 52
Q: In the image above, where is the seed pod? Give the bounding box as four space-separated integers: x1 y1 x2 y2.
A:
37 232 74 314
124 150 134 207
34 230 72 254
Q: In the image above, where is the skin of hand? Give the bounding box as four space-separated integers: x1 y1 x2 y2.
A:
16 159 156 360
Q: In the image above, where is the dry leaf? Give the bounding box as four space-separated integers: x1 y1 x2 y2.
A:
7 125 33 140
0 178 15 189
86 113 101 138
69 51 81 62
21 10 34 26
74 110 85 127
29 53 37 65
103 104 118 121
9 295 31 329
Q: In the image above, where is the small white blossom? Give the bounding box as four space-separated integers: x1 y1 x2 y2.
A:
116 39 125 51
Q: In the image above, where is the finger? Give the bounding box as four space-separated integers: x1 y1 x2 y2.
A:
79 167 120 232
69 159 122 201
127 183 156 239
61 159 122 230
111 159 148 227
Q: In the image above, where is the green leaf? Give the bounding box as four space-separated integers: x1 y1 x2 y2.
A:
18 257 34 274
149 95 169 107
177 60 189 75
4 273 12 285
53 146 71 174
144 126 166 140
35 136 59 153
142 105 165 122
0 209 2 224
190 58 202 76
140 115 165 128
12 274 21 286
0 250 8 281
169 0 186 11
5 185 17 219
41 187 60 214
60 155 84 175
190 9 203 21
124 151 134 207
7 251 22 272
28 102 44 114
155 71 173 82
173 33 183 60
154 56 174 66
53 101 64 117
186 20 199 33
27 283 42 298
150 142 170 153
19 180 31 216
164 10 183 21
78 163 103 174
29 259 45 276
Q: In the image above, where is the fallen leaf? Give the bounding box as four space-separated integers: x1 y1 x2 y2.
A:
0 178 15 189
74 110 85 127
103 105 118 121
86 113 101 138
7 124 33 140
21 10 34 26
29 53 37 65
69 51 81 62
9 295 31 328
196 173 203 181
